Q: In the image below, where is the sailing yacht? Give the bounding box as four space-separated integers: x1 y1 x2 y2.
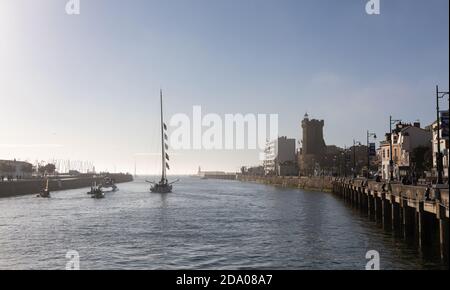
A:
147 90 178 193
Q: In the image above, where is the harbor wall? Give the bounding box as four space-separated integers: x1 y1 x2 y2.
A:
237 175 333 192
202 174 237 180
0 174 133 198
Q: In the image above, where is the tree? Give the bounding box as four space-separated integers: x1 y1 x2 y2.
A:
38 163 56 175
410 146 432 178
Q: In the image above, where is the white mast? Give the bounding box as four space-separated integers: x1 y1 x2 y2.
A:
160 89 167 183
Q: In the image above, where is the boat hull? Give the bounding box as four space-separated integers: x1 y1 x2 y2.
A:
91 192 105 199
37 190 51 198
150 184 172 194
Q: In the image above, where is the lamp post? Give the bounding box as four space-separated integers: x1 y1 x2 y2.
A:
353 139 361 178
367 131 377 179
343 146 348 178
436 85 450 185
389 116 401 182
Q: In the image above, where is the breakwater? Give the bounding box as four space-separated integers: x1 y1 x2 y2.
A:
0 173 133 198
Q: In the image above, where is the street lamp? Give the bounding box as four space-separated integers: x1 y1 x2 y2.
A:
389 116 402 182
353 139 362 177
343 146 348 178
367 131 377 179
435 85 449 185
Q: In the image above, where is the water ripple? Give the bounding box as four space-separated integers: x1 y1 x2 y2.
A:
0 177 446 270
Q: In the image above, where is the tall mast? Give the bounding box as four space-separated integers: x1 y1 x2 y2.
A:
160 89 166 182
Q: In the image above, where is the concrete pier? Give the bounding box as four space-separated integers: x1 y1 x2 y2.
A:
437 203 449 262
382 194 391 230
367 192 374 219
374 193 382 223
415 201 425 250
392 201 401 231
332 178 449 263
238 175 448 263
402 200 415 239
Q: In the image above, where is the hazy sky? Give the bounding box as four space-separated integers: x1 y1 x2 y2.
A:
0 0 448 174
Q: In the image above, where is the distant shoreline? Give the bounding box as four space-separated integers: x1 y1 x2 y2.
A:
0 173 133 198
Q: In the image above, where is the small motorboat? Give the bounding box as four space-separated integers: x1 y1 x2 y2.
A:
88 182 105 199
91 187 105 199
102 176 118 192
87 181 99 194
37 179 51 198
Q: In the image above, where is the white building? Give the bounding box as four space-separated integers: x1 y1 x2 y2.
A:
379 122 432 181
0 160 33 179
263 137 297 176
431 115 449 179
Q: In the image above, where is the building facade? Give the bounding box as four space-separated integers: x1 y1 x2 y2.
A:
0 160 33 179
431 116 449 180
379 122 432 181
264 136 297 176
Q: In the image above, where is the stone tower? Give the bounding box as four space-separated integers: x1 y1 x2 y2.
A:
301 113 326 155
299 113 326 175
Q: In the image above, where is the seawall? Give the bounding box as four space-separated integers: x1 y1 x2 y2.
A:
237 175 333 192
0 173 133 198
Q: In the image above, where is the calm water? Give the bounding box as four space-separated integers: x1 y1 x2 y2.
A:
0 177 446 270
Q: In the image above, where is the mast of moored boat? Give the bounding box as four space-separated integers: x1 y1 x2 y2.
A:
160 89 167 184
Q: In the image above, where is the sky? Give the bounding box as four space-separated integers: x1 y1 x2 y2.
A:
0 0 449 174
